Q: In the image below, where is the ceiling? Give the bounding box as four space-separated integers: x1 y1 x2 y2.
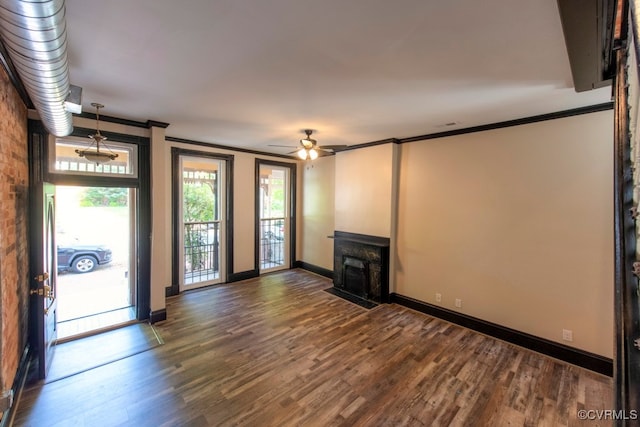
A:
64 0 612 155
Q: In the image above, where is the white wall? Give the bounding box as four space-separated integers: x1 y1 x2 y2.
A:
300 156 335 270
335 144 396 238
395 111 614 357
150 126 169 312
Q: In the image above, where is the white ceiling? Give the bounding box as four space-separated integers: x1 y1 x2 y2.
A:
64 0 612 154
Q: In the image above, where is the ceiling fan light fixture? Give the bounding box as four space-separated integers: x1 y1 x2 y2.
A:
300 129 316 149
308 148 318 160
297 148 309 160
300 137 316 148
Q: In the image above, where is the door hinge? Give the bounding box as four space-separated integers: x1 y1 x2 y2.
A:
30 284 52 298
34 272 49 282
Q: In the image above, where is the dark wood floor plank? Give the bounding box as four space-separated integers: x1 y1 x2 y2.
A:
12 269 613 426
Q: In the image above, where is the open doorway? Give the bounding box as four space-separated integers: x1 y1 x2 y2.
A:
55 185 136 340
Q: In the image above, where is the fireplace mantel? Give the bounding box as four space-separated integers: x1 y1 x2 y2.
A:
332 231 390 304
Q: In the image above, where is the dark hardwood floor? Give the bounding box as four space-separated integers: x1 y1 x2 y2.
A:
13 269 613 426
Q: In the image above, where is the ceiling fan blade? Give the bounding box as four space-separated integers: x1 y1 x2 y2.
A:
318 145 349 152
269 144 298 148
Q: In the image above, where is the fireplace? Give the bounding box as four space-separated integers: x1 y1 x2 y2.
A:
343 256 369 298
332 231 390 305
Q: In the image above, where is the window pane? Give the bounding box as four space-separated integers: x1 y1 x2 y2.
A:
260 168 286 219
51 137 137 177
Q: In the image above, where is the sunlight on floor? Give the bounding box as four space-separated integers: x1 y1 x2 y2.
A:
57 307 137 341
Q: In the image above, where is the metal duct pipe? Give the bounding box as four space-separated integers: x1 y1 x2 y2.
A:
0 0 72 136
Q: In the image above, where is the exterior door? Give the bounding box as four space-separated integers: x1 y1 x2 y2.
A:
257 162 292 273
30 182 57 379
178 155 226 290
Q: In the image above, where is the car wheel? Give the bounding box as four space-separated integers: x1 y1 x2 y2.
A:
71 255 97 273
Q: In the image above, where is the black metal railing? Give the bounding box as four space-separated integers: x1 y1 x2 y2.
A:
260 218 285 269
184 221 220 284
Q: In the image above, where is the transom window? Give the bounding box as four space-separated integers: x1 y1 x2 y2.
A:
50 136 138 177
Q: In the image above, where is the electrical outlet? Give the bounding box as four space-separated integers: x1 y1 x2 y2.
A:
562 329 573 342
455 298 462 308
435 293 442 303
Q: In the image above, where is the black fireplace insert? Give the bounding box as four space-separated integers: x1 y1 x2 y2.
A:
332 231 390 304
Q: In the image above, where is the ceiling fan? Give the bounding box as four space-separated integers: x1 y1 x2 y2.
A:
270 130 348 160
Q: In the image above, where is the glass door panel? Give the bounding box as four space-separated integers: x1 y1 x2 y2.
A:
259 165 290 273
179 156 226 290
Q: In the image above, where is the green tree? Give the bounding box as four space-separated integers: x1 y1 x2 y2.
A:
183 182 216 272
183 183 215 222
80 187 128 207
270 187 285 217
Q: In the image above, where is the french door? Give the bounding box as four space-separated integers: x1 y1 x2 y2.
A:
177 154 227 290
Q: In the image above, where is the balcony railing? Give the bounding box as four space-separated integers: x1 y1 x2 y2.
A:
184 221 219 284
260 218 285 270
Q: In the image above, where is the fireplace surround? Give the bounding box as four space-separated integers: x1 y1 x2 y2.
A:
332 231 390 304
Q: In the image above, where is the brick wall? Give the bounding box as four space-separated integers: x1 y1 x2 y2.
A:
0 64 28 401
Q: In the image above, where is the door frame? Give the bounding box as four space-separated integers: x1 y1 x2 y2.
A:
615 1 639 414
28 120 152 321
254 159 297 273
170 148 234 296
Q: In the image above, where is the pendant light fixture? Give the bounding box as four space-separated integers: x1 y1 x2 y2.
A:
75 103 119 165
